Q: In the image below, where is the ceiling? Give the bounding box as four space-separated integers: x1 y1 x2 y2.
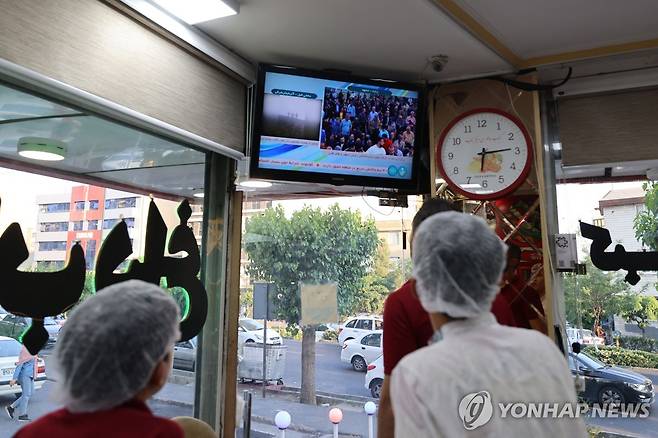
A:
197 0 658 83
0 83 205 199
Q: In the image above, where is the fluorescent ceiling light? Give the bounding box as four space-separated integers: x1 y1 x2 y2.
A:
238 179 272 189
17 137 66 161
153 0 238 24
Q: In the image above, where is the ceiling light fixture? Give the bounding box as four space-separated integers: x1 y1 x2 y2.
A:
153 0 239 24
17 137 67 161
238 179 273 189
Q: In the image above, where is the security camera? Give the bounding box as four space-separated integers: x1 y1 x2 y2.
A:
429 55 449 73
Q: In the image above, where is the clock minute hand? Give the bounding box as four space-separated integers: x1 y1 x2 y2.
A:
480 147 486 172
477 148 511 156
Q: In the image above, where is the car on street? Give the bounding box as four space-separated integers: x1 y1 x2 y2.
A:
315 323 340 342
567 327 604 346
173 337 197 371
338 315 383 345
0 336 47 397
0 315 29 340
43 317 64 344
341 331 382 372
365 355 384 398
238 318 283 346
569 351 654 407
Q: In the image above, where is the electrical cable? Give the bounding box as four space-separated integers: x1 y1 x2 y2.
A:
486 67 573 92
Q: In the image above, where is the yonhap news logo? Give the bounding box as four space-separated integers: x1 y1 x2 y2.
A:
458 391 494 430
458 391 651 430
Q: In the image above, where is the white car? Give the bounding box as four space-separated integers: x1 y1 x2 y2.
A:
338 315 383 345
0 337 47 397
238 318 283 346
365 355 384 399
341 331 382 372
567 327 604 347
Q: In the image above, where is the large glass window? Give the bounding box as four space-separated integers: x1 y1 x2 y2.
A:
72 221 84 231
88 220 99 230
39 202 70 213
38 241 67 251
74 201 85 211
89 200 99 210
39 222 68 232
105 197 137 209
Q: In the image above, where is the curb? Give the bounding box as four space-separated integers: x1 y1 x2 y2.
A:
252 415 361 437
152 396 194 408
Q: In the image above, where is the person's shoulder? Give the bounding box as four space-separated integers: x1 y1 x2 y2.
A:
13 409 68 437
384 280 414 310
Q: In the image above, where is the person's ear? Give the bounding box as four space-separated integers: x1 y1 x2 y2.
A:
150 354 172 389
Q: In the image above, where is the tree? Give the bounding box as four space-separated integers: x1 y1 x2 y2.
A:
633 181 658 250
244 204 379 404
563 259 635 330
622 295 658 337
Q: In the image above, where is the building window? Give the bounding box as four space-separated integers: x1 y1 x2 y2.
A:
74 201 85 211
103 218 135 229
88 220 99 230
72 221 84 231
593 218 605 228
39 222 68 232
89 200 99 210
36 261 65 271
105 197 137 209
85 239 97 269
39 202 70 213
387 231 400 246
38 241 67 251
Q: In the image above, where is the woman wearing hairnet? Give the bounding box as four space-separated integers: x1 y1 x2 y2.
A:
391 212 586 437
16 280 184 437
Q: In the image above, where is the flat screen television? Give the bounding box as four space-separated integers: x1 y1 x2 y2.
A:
250 64 426 190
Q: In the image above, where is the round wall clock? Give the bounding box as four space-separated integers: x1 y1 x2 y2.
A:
437 108 533 200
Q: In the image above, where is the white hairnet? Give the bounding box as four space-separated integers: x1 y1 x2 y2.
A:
53 280 180 412
412 212 507 318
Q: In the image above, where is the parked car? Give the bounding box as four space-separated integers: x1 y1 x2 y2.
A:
0 315 29 340
43 317 63 344
365 355 384 399
569 351 654 406
338 315 383 346
567 327 604 346
238 318 283 346
315 323 340 342
0 336 46 397
341 331 382 372
173 337 197 371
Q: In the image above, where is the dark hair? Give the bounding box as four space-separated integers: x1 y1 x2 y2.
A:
412 198 458 232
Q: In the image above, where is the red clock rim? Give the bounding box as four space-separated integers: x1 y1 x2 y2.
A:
435 107 534 201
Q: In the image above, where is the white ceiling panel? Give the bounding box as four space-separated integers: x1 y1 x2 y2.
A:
456 0 658 60
197 0 512 82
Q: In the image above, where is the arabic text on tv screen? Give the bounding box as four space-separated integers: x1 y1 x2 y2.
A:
257 71 419 182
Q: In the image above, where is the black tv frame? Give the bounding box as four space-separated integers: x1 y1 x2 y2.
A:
249 64 427 192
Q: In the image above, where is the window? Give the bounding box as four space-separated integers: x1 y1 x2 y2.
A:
0 339 22 357
125 217 136 228
89 200 99 210
374 320 383 330
593 218 605 228
39 222 68 232
387 231 400 246
39 202 70 213
38 241 67 251
74 201 85 210
72 221 83 231
361 333 381 347
88 220 99 230
345 319 356 328
103 218 135 229
36 260 65 270
355 319 373 330
105 197 137 209
85 240 97 269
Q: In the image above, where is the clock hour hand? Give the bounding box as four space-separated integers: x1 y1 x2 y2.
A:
477 148 511 156
480 147 486 172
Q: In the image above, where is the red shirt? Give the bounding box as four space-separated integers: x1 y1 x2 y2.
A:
383 280 433 375
490 293 517 327
15 400 184 438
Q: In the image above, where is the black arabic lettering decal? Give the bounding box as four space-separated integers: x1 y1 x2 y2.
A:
0 198 86 354
580 221 658 285
95 200 208 341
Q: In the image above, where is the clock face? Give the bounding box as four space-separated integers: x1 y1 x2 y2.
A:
437 108 533 200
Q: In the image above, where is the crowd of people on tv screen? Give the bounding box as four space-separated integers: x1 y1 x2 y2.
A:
320 88 417 156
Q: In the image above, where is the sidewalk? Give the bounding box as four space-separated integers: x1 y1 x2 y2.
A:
154 381 375 437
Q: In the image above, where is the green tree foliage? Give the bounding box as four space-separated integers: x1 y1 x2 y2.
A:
563 259 635 330
634 181 658 250
622 295 658 337
244 204 380 323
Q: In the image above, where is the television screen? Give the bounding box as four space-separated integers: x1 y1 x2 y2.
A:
251 65 425 190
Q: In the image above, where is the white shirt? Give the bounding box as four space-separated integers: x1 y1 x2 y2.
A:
366 145 386 155
391 313 587 438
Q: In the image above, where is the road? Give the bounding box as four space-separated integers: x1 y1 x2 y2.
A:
275 340 371 398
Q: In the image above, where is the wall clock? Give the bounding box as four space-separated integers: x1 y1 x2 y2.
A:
437 108 533 200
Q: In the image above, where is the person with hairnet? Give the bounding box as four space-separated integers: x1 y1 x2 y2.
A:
16 280 184 438
391 212 586 438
